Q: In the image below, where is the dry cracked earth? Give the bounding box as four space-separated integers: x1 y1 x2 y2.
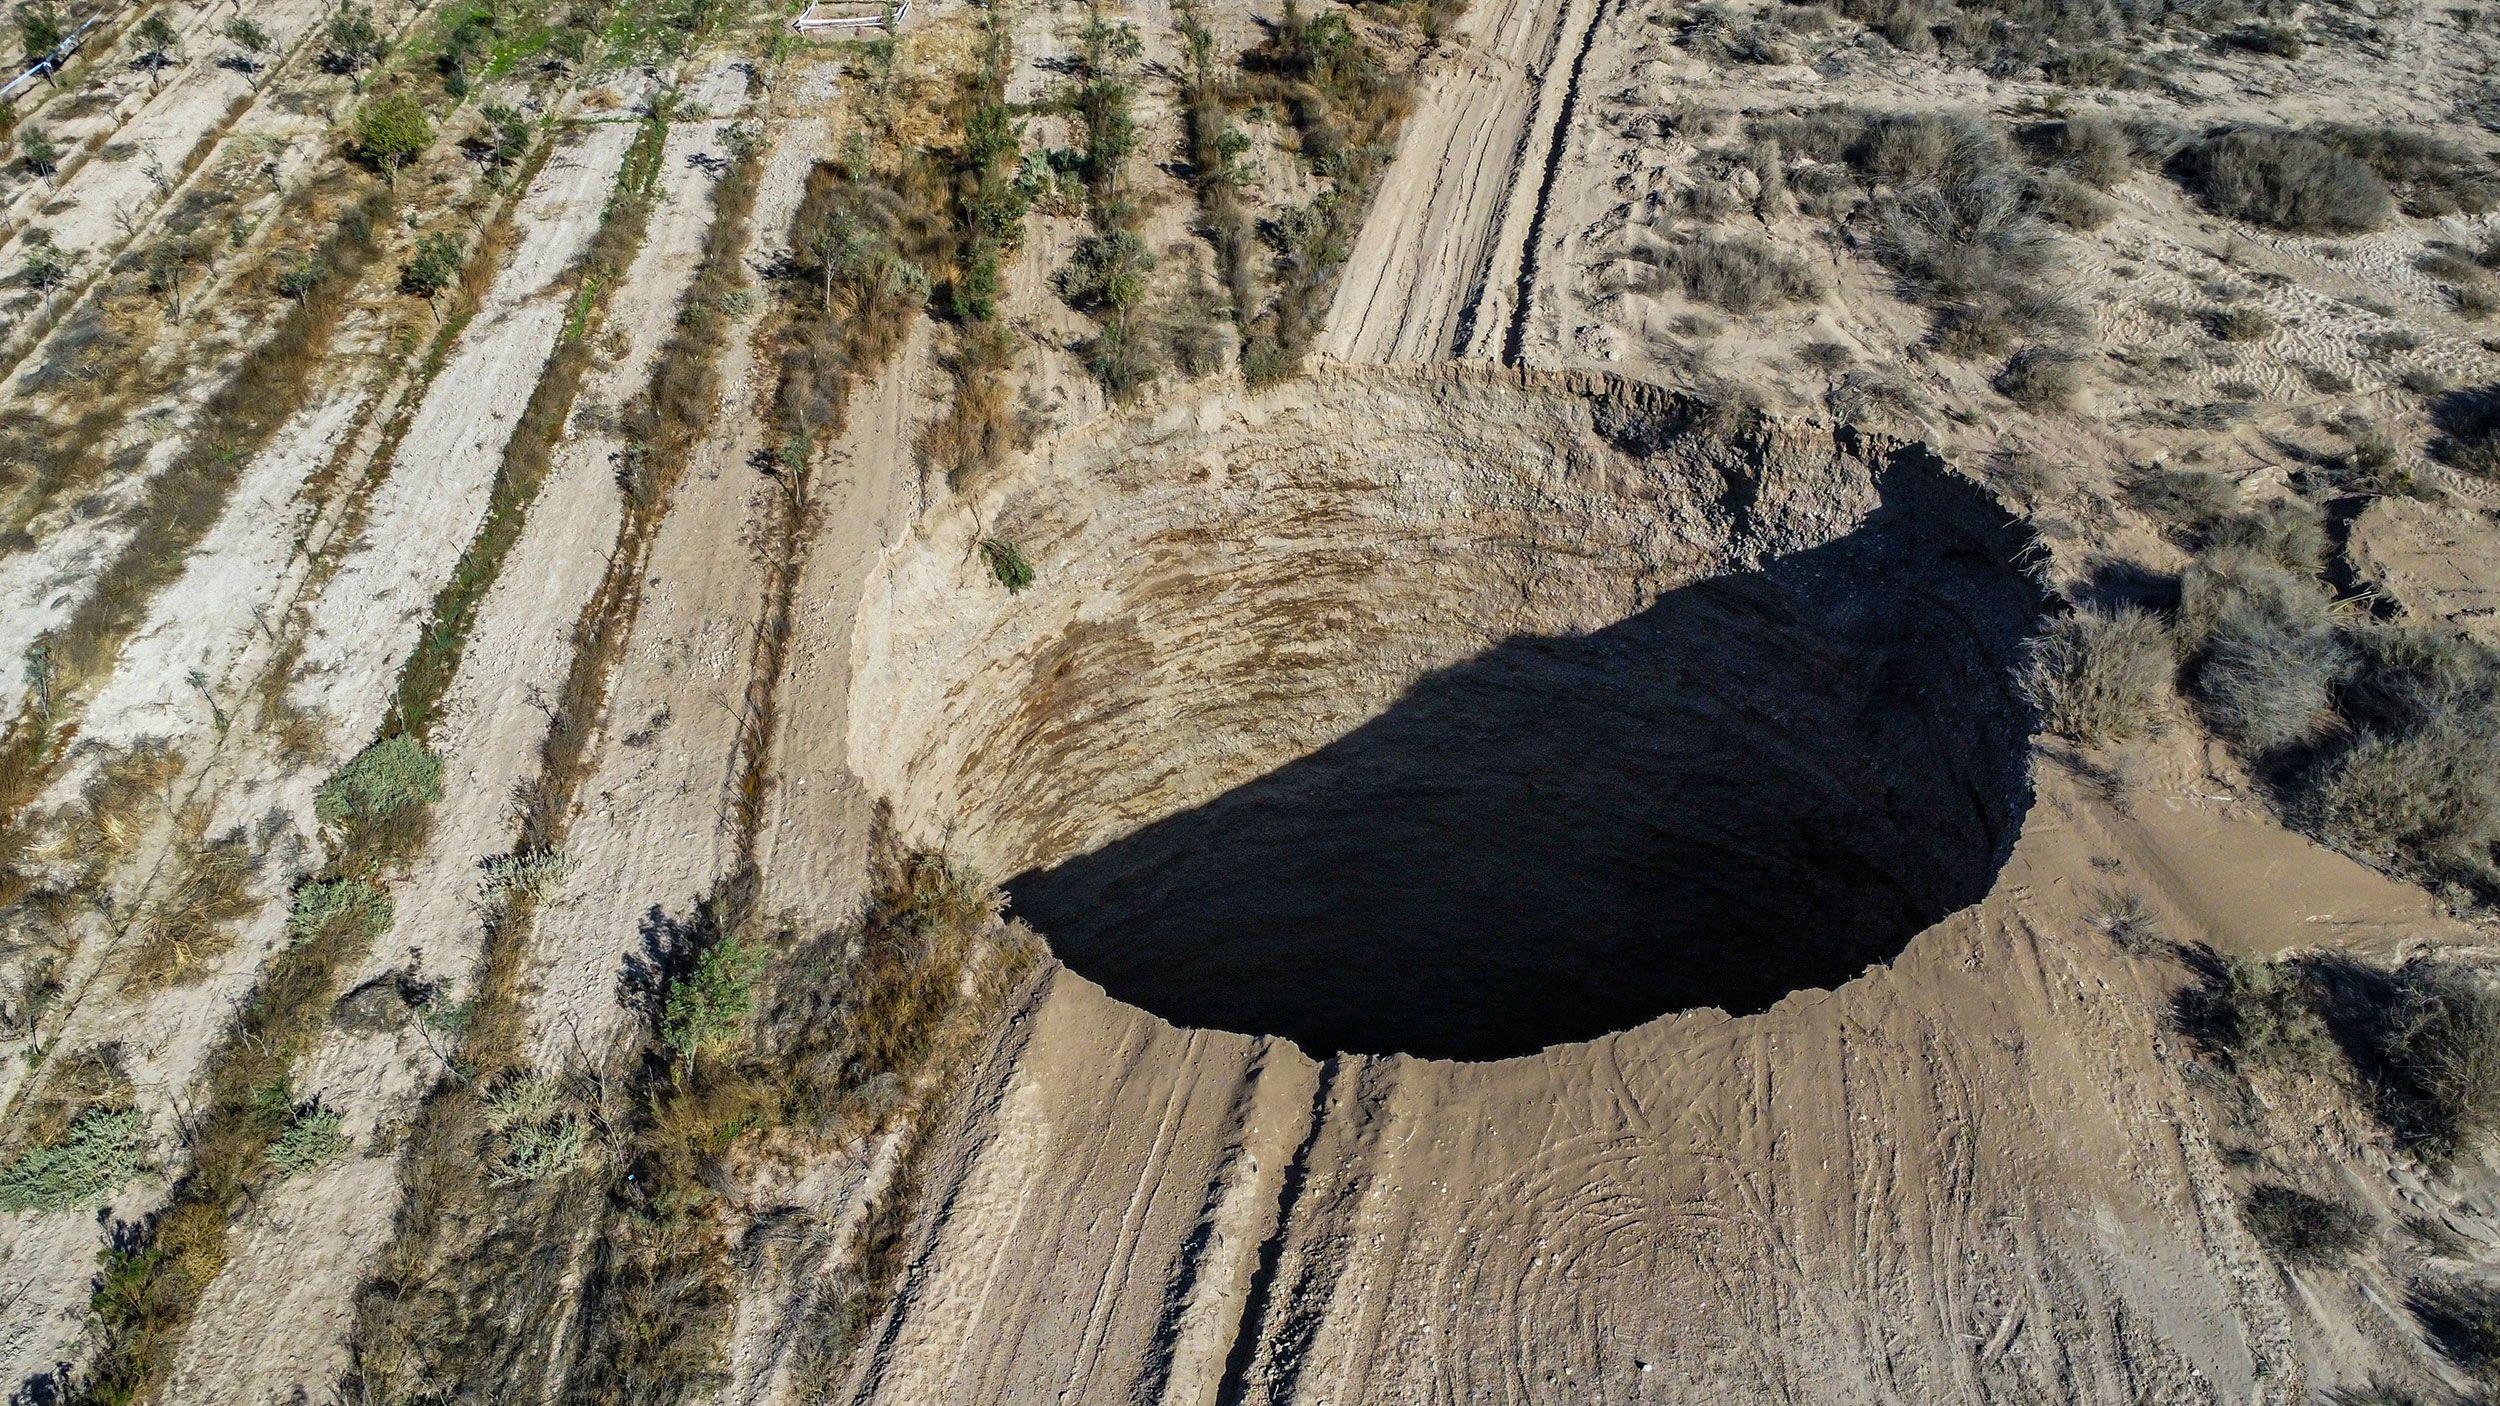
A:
5 0 2500 1402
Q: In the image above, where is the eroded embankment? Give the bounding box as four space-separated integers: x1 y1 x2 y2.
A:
849 366 2042 1059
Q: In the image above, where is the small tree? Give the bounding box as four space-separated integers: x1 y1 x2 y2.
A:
400 231 462 297
16 0 66 64
221 15 267 75
18 228 68 294
133 12 178 89
355 92 434 184
19 123 58 176
322 3 384 81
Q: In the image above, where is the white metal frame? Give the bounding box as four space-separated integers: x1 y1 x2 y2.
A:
790 0 907 32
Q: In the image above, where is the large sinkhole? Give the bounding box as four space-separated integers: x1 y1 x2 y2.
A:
849 371 2043 1060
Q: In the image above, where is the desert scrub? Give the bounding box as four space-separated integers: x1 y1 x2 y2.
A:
2178 951 2334 1074
2312 627 2500 892
481 848 572 904
482 1074 587 1185
661 934 763 1068
1852 111 2081 357
0 1106 146 1212
2367 961 2500 1164
2021 605 2174 747
2239 1183 2370 1266
1996 343 2085 408
981 538 1034 593
2177 548 2347 756
2172 128 2394 234
1626 231 1821 313
265 1105 345 1178
2414 1277 2500 1384
286 876 393 945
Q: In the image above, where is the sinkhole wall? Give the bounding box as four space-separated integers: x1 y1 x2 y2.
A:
847 368 2043 1059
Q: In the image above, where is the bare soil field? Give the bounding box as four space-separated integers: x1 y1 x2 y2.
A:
6 0 2500 1401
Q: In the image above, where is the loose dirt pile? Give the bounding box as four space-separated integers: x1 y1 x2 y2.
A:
853 367 2041 1056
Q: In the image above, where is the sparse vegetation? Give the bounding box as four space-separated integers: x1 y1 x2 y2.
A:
2022 605 2174 746
124 822 264 990
315 736 445 837
2414 1276 2500 1383
2177 546 2346 756
2368 961 2500 1163
1627 231 1821 313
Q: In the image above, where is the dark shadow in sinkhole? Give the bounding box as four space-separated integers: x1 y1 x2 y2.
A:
1006 465 2043 1060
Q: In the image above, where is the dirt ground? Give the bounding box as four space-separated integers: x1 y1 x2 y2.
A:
8 0 2500 1400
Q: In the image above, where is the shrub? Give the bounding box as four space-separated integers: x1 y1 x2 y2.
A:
1053 229 1155 313
2208 499 2327 574
1997 343 2086 408
224 16 270 67
2373 961 2500 1163
287 877 393 946
2222 22 2304 57
980 538 1034 593
355 93 436 182
2317 125 2500 218
2209 304 2276 342
2031 113 2136 189
2030 171 2112 230
132 11 176 75
2089 890 2164 954
400 232 464 298
265 1106 345 1178
661 936 762 1065
2415 1276 2500 1381
315 736 444 830
15 0 65 62
0 1107 146 1212
2240 1183 2370 1265
275 252 323 300
481 849 572 904
2022 606 2174 746
2178 951 2334 1072
2174 129 2394 234
2126 465 2239 545
482 1075 584 1185
2317 627 2500 889
2179 550 2347 755
1630 232 1822 313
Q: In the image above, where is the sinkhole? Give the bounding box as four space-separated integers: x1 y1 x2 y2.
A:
848 372 2043 1060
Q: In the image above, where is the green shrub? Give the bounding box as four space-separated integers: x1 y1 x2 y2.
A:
2022 606 2174 746
2174 128 2393 234
266 1106 346 1178
2240 1182 2370 1265
1053 229 1156 313
287 877 394 946
661 936 762 1065
315 736 444 830
482 1075 585 1185
980 538 1035 593
481 849 572 904
0 1107 147 1212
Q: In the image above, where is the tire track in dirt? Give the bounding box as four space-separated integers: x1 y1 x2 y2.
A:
1317 0 1594 365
